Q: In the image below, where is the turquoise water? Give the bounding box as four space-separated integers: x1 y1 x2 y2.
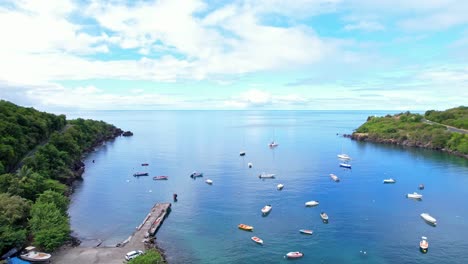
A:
66 111 468 264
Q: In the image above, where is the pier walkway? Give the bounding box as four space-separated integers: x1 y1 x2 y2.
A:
51 203 171 264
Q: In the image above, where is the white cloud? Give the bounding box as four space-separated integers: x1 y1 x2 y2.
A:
224 89 309 108
344 21 384 31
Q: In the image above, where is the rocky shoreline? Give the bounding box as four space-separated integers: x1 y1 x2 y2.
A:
345 133 468 159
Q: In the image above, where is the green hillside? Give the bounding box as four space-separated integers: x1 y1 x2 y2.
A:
0 101 122 254
352 107 468 157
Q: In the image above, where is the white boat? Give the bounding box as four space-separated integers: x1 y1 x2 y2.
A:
251 236 263 245
383 178 396 184
330 174 340 182
261 205 272 215
277 184 284 190
305 200 319 207
337 153 351 160
20 247 51 262
205 179 213 185
268 141 279 148
339 163 352 168
299 229 313 235
320 212 329 221
285 252 304 259
239 151 246 156
259 173 275 179
420 236 429 253
420 213 437 225
407 192 423 199
248 162 253 168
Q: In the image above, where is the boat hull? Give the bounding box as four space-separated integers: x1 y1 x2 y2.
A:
305 201 319 207
285 252 304 259
420 214 437 225
251 236 263 245
238 224 253 231
299 229 313 235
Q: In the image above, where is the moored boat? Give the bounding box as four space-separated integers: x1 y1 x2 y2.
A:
337 154 351 160
190 172 203 178
420 213 437 225
133 172 149 176
407 192 423 199
251 236 263 245
261 205 272 215
20 247 51 262
248 162 253 168
383 178 396 184
285 252 304 259
419 184 425 190
153 176 168 180
305 200 319 207
299 229 313 235
330 173 340 182
269 141 279 148
206 179 213 184
238 224 253 231
240 151 246 156
320 212 329 221
277 183 284 190
420 236 429 253
259 173 275 179
339 163 352 169
141 163 149 166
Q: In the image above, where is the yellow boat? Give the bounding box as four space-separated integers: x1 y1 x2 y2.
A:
238 224 253 231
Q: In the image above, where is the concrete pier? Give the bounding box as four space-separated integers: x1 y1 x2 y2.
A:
51 203 171 264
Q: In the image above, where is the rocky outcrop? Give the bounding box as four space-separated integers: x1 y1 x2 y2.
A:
347 133 468 159
122 131 133 137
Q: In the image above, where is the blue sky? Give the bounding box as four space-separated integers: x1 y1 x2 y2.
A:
0 0 467 110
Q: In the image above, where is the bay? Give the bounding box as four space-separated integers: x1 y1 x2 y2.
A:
65 110 468 264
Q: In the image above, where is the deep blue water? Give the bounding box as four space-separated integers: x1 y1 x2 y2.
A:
65 111 468 264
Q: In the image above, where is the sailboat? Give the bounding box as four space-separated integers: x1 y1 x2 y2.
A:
268 129 279 148
337 144 351 160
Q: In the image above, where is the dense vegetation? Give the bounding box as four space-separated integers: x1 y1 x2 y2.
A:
129 249 165 264
425 106 468 129
352 108 468 156
0 101 121 255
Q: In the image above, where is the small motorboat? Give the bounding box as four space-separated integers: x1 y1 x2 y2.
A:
238 224 253 231
269 141 279 148
339 163 352 169
285 252 304 259
407 192 423 199
299 229 313 235
190 172 203 178
420 213 437 226
141 163 149 166
305 200 319 207
251 236 263 245
259 173 275 179
330 174 340 182
20 247 51 262
420 236 429 253
419 184 425 190
383 178 396 184
133 172 149 176
248 162 253 168
261 205 272 215
153 176 168 180
337 154 351 160
240 151 246 156
206 179 213 185
320 212 329 221
277 184 284 190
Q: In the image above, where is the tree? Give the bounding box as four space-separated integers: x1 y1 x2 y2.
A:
36 190 69 215
29 202 70 252
128 249 165 264
0 193 31 252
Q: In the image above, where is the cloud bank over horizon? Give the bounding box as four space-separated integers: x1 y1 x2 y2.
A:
0 0 466 111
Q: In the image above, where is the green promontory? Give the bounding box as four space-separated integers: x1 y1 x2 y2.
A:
350 107 468 158
0 100 123 254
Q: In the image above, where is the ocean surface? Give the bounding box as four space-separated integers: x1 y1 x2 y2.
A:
65 110 468 264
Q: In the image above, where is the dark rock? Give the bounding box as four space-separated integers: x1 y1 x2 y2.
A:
123 131 133 137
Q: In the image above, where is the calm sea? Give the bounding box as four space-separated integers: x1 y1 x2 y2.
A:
64 111 468 264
